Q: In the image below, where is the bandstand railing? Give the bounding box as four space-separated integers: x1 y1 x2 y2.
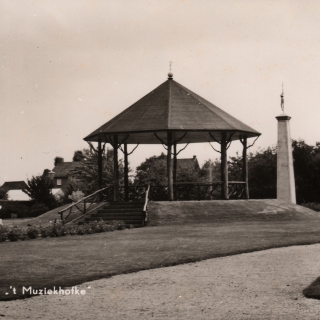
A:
117 181 246 202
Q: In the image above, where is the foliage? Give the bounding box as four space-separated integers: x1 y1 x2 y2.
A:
0 188 8 200
111 220 126 230
42 169 50 177
23 175 57 209
198 159 221 183
26 226 39 239
0 225 9 242
134 153 167 185
6 226 23 242
0 220 127 242
291 140 320 203
72 150 84 162
70 148 125 196
228 146 277 199
226 139 320 203
68 191 85 203
29 203 49 217
301 202 320 212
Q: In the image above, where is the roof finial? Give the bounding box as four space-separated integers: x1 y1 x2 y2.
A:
168 61 173 80
280 83 284 113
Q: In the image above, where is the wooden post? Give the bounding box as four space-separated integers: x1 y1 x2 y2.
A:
113 135 120 202
242 137 249 199
221 133 229 200
98 137 103 190
124 143 129 202
208 161 213 200
167 132 174 201
173 143 177 200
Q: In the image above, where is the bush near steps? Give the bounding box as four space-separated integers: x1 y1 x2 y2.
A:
0 220 128 242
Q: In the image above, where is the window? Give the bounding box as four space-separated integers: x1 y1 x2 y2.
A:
57 179 62 186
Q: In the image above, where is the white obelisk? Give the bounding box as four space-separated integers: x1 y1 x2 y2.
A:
276 87 296 203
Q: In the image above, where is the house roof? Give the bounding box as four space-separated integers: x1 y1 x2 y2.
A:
1 181 28 190
152 156 199 172
177 157 200 171
84 76 261 145
52 162 79 178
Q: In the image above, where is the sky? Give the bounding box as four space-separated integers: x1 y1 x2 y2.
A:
1 0 320 184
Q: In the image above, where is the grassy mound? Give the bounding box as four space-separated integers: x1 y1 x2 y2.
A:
147 199 319 226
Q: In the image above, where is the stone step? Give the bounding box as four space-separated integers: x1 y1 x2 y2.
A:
94 212 145 218
85 218 144 225
89 216 144 221
78 221 144 227
107 202 144 207
86 216 144 221
97 208 143 214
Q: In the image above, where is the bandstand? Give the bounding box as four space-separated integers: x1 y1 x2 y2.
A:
84 72 260 202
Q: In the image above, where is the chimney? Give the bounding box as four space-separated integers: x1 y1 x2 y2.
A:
56 158 64 165
193 155 196 160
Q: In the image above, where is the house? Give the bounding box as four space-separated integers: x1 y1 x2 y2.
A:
50 158 79 199
143 155 200 185
0 181 30 201
176 156 200 174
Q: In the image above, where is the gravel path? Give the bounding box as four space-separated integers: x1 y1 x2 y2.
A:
1 244 320 319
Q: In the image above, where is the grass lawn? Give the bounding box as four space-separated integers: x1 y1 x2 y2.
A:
2 214 320 301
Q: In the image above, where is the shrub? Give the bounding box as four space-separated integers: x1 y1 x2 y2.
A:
0 225 9 242
0 220 127 243
112 220 126 230
76 225 87 235
7 227 22 242
301 202 320 212
40 225 50 238
68 191 85 203
49 223 62 237
26 226 39 239
30 203 49 217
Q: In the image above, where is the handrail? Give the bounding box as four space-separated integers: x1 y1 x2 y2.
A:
58 185 112 222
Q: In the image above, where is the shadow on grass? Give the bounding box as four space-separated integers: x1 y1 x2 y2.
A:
2 215 320 302
303 277 320 300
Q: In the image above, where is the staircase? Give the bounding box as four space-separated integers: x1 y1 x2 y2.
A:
82 202 146 228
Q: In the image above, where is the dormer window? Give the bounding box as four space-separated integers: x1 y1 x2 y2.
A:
57 179 62 186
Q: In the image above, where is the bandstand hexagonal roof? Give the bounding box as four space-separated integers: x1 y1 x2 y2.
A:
84 75 260 145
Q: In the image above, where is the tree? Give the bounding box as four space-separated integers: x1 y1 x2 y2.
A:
0 188 8 200
228 147 277 199
292 140 320 203
70 147 125 195
134 153 167 185
227 140 320 203
72 150 84 162
23 176 57 209
199 159 221 183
